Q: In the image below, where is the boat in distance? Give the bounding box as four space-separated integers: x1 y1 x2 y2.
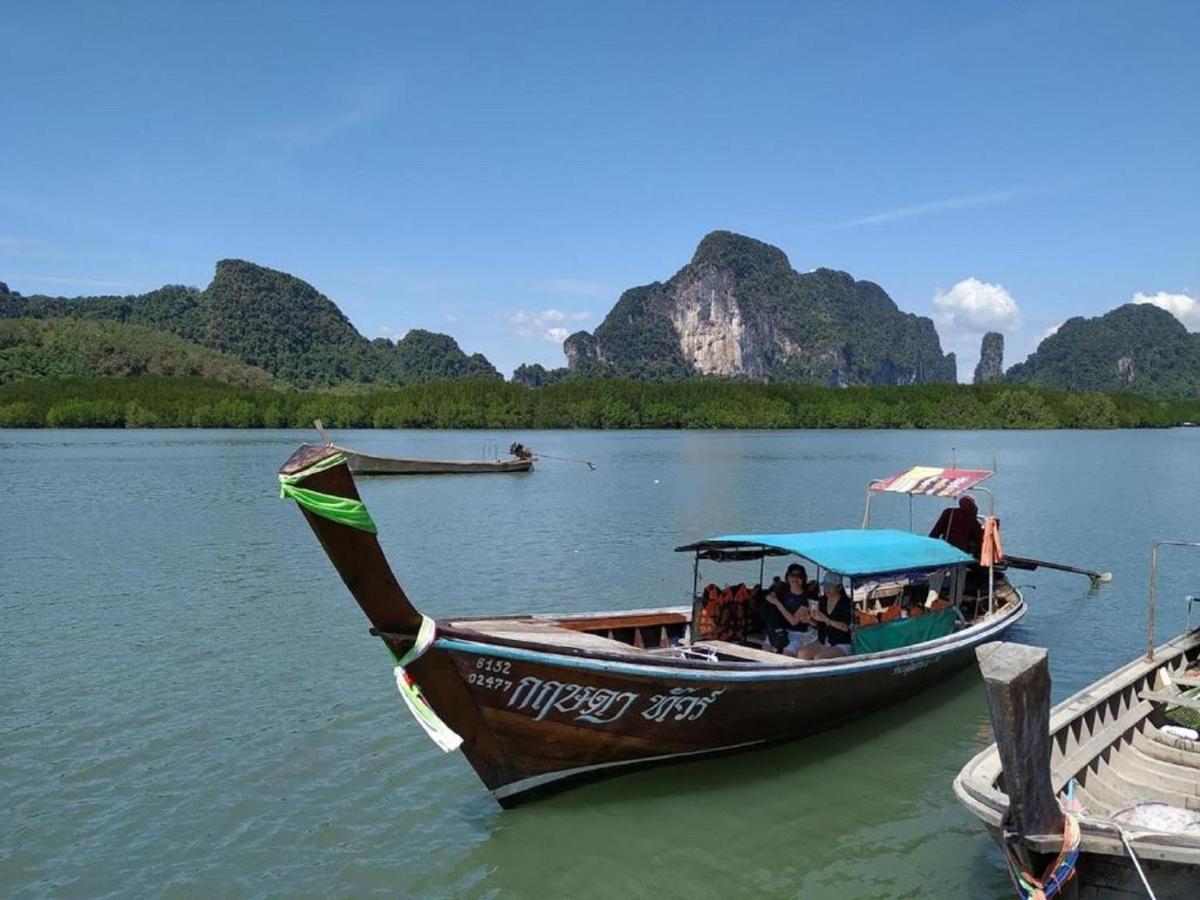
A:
338 447 533 475
312 419 534 475
955 541 1200 899
279 446 1025 806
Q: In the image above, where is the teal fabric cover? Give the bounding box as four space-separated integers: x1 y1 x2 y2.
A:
852 607 959 654
679 529 973 576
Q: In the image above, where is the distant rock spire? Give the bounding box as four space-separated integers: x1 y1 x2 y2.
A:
973 332 1004 384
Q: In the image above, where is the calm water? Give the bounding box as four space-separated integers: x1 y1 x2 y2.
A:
4 428 1200 898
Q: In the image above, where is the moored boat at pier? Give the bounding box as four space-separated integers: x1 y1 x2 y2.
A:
955 541 1200 899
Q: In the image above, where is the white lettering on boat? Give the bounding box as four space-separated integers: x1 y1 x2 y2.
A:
466 672 514 692
641 687 726 723
890 659 932 675
476 658 512 675
508 676 639 724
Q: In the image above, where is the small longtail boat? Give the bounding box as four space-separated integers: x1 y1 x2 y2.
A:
311 421 534 475
337 448 533 476
955 541 1200 899
280 448 1025 806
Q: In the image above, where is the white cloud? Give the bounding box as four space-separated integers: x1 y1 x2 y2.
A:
376 324 408 340
506 308 592 343
837 188 1020 228
933 277 1022 332
1132 291 1200 331
930 277 1022 381
1042 321 1063 341
253 85 392 144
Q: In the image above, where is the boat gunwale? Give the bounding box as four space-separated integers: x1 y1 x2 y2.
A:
336 444 533 470
398 595 1027 680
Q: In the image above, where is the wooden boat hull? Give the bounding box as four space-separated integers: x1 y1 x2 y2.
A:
279 441 1025 807
955 630 1200 899
406 607 1025 806
340 449 533 475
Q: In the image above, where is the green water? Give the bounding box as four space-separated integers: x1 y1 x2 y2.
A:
4 428 1200 898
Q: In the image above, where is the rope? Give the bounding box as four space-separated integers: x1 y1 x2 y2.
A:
532 451 597 470
999 810 1081 899
1118 829 1158 900
389 616 463 753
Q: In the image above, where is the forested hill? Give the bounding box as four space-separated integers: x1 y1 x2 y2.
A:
0 318 275 389
562 231 957 385
0 263 500 388
1006 304 1200 397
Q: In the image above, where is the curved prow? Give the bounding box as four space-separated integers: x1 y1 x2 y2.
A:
279 443 423 635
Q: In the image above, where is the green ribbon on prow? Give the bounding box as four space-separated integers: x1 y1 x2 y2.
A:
278 452 378 534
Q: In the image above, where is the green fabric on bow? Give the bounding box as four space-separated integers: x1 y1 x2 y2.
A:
278 452 378 534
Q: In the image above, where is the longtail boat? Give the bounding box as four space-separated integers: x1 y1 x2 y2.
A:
337 448 533 476
955 541 1200 899
280 448 1025 806
312 420 533 475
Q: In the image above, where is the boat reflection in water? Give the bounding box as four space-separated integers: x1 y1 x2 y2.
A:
279 446 1024 807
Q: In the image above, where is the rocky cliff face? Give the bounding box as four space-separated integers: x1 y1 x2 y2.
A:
564 231 956 385
973 332 1004 384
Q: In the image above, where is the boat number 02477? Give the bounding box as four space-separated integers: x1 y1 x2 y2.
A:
466 672 514 692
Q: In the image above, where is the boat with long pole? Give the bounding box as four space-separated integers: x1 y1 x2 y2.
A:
280 447 1025 806
313 420 534 475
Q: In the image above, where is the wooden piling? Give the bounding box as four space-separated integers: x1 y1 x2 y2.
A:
976 641 1064 840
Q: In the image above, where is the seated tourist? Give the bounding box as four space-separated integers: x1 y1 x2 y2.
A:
762 563 818 655
797 573 854 660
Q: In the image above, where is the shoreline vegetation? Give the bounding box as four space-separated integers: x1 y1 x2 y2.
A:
1 377 1197 430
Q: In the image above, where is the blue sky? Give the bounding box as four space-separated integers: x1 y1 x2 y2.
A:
2 1 1197 379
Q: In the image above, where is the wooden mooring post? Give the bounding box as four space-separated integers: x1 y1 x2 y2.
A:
976 642 1065 844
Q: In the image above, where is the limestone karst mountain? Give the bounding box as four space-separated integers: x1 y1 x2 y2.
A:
973 332 1004 385
562 231 957 385
1006 304 1200 397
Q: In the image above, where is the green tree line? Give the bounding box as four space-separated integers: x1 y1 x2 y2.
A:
1 377 1197 429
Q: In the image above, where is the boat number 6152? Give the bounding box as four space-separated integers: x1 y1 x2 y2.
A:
476 658 511 675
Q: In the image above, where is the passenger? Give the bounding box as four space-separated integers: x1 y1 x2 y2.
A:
762 563 818 656
929 495 984 559
797 573 854 660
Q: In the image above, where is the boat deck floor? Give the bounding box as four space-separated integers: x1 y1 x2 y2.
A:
447 618 656 656
1070 687 1200 819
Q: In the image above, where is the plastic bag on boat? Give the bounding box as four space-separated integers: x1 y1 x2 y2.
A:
1111 802 1200 835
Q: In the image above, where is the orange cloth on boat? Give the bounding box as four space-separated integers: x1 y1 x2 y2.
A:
980 516 1004 567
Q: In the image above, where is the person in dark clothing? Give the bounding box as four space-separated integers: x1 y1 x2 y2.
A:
798 573 854 659
761 563 817 655
929 495 983 559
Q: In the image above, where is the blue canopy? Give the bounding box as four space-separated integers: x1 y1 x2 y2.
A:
675 528 974 577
